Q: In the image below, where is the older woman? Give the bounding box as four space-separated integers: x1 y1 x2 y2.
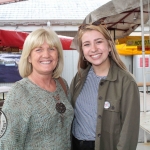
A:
0 28 74 150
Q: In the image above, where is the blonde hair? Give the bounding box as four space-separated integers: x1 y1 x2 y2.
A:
19 28 64 78
77 24 127 71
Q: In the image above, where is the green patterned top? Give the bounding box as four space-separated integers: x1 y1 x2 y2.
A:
0 78 74 150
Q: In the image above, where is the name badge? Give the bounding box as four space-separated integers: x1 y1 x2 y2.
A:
104 101 111 109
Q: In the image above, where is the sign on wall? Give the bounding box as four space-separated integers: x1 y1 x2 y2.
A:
138 56 150 68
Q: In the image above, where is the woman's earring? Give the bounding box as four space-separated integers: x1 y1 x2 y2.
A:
83 56 87 61
108 51 111 57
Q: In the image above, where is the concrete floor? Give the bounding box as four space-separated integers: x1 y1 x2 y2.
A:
137 143 150 150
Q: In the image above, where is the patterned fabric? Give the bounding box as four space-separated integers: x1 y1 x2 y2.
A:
0 78 74 150
72 67 106 140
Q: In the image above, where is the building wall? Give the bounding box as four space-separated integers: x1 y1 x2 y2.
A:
120 55 133 73
61 50 79 86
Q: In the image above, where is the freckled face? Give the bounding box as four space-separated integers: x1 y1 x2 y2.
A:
81 30 111 68
28 41 58 75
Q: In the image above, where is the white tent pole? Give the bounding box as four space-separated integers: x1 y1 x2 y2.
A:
140 0 146 112
140 0 147 143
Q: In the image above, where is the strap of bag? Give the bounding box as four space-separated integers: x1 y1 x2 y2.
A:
58 77 67 96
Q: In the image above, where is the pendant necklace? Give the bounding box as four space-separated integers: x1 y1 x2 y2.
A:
53 93 66 127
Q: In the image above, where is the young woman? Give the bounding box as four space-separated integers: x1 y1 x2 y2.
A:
70 24 140 150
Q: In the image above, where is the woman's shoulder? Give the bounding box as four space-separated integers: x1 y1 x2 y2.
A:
10 78 30 91
2 78 33 113
117 67 137 85
60 77 68 85
57 77 69 94
5 78 32 101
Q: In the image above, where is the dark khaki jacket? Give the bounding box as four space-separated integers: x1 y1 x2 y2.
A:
70 59 140 150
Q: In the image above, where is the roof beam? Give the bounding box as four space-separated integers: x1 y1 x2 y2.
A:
0 25 79 32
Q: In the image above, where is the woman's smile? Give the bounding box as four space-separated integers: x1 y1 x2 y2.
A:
90 53 101 59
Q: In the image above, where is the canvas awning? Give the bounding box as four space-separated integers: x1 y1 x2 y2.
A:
116 44 150 55
116 36 150 55
0 29 74 50
71 0 150 50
